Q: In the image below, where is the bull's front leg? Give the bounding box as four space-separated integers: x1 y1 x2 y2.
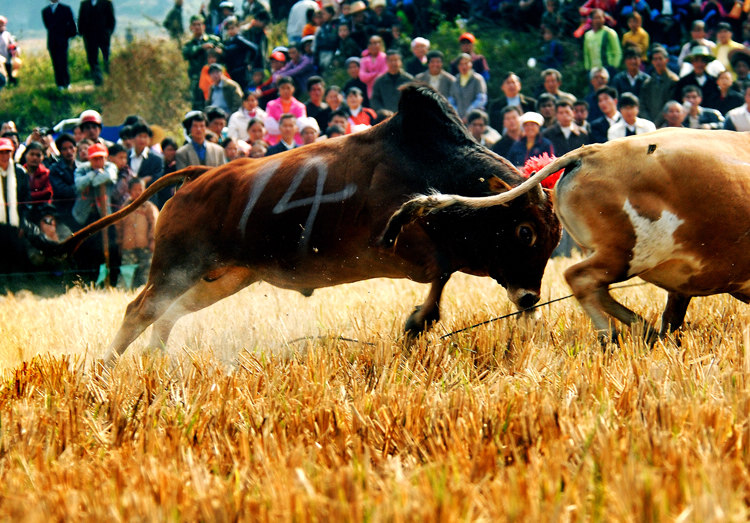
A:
404 275 451 337
660 292 692 337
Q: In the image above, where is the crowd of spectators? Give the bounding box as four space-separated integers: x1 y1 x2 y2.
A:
2 0 750 285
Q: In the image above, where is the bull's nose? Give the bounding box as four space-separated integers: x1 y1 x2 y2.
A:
518 291 540 310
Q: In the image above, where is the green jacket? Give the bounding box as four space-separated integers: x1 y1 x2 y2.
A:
182 34 223 78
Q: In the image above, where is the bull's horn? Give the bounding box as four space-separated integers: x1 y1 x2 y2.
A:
378 193 457 247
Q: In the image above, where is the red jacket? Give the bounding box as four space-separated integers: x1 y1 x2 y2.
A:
26 163 53 203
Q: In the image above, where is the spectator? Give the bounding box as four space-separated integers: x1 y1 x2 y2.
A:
466 110 497 147
76 139 93 166
317 86 345 127
343 58 370 107
538 25 564 70
163 0 184 42
488 72 536 130
302 7 321 38
115 178 158 289
227 91 266 141
176 111 226 169
72 142 117 231
415 50 455 100
221 16 258 91
108 143 135 210
611 45 650 97
328 109 351 134
24 142 53 206
677 20 716 69
724 85 750 130
540 68 575 101
273 39 316 95
405 37 430 77
129 123 163 185
305 76 329 130
681 85 725 129
314 5 338 70
246 117 267 144
0 16 18 87
573 100 592 133
42 0 77 90
266 114 298 155
589 86 621 142
491 106 524 158
348 1 374 51
715 70 744 114
639 46 679 125
543 99 589 155
79 110 113 147
371 50 413 113
221 137 241 161
49 133 78 229
243 9 270 70
370 0 397 45
287 0 319 45
206 106 229 140
729 48 750 93
208 63 244 114
713 22 744 79
621 13 649 61
150 137 178 209
448 53 487 122
345 87 377 127
325 125 346 139
77 0 116 86
264 76 306 145
536 93 558 129
256 50 287 108
583 9 622 74
334 22 362 68
0 137 30 226
359 35 387 99
249 140 268 158
298 117 320 144
607 93 656 138
507 112 554 166
583 66 610 121
660 100 686 128
449 33 490 82
674 45 720 109
183 15 223 109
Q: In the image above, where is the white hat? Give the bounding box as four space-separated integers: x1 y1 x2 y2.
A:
411 37 430 49
519 111 544 127
298 117 320 133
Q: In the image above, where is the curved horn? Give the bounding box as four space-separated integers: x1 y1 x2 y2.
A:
378 193 459 248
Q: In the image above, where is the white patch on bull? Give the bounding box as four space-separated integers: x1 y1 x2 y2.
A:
623 199 685 276
238 159 281 238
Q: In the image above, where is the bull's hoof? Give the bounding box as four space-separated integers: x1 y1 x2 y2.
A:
404 305 440 338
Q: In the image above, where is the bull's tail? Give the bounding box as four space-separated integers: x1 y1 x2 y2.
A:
56 165 212 256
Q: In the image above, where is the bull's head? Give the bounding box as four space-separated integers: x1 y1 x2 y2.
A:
379 178 561 310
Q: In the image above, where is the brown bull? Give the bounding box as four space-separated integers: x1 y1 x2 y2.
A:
61 85 560 362
400 128 750 342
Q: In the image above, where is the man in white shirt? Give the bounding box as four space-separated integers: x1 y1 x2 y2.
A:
608 93 656 139
725 86 750 131
589 86 621 142
128 123 163 185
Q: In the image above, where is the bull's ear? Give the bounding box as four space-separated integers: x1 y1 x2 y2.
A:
488 177 513 194
377 194 457 248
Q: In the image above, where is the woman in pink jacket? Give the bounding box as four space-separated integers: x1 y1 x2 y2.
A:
358 36 387 98
264 76 307 145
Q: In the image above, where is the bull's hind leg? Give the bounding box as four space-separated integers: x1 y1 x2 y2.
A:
148 267 255 350
565 253 657 344
660 292 692 337
404 276 450 337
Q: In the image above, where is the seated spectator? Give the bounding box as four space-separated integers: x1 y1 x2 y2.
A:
76 139 93 167
543 99 589 155
206 106 229 141
612 45 650 97
333 22 363 68
415 50 455 100
287 0 318 44
249 140 268 158
488 72 536 130
371 50 413 112
208 63 244 114
660 100 686 127
264 76 306 145
681 85 725 129
274 38 316 95
256 51 287 108
677 21 716 69
539 68 575 101
713 22 744 80
491 106 523 159
724 85 750 130
370 0 397 44
537 93 558 129
590 86 622 142
405 37 430 77
176 110 226 168
313 5 338 70
348 1 373 50
227 91 266 141
221 137 241 161
449 33 490 81
729 48 750 94
573 100 592 133
346 87 377 127
621 13 649 61
328 109 351 134
639 46 679 125
305 76 329 130
342 59 370 108
674 45 721 109
302 7 321 38
298 117 320 144
715 70 744 114
583 66 610 122
466 110 498 147
359 35 387 99
317 86 345 129
325 125 346 138
266 113 298 155
607 93 656 138
506 112 554 167
246 117 267 144
448 53 487 122
49 133 78 229
583 9 622 73
115 178 158 289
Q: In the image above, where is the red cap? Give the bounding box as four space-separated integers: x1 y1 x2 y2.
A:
270 51 286 62
88 143 108 158
459 32 476 43
0 138 14 151
80 109 103 126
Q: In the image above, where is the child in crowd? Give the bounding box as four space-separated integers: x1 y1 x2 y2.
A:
76 138 93 166
107 143 136 210
115 178 158 288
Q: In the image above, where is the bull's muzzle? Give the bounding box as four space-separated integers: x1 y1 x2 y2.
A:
508 289 541 310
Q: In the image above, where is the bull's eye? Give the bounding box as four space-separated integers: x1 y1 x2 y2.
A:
515 223 537 246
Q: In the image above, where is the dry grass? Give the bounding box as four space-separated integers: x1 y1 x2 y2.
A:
0 256 748 521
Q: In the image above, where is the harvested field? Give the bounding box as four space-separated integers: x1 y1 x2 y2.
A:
0 256 748 521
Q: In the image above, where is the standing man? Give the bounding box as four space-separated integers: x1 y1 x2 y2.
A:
371 50 413 113
128 123 163 185
163 0 184 42
448 53 487 122
589 86 621 143
183 15 222 110
582 9 621 75
543 99 588 156
42 0 77 90
415 51 455 100
175 111 225 169
639 46 678 126
77 0 116 86
488 72 536 130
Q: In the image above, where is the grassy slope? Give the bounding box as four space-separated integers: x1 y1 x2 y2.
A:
0 259 748 520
